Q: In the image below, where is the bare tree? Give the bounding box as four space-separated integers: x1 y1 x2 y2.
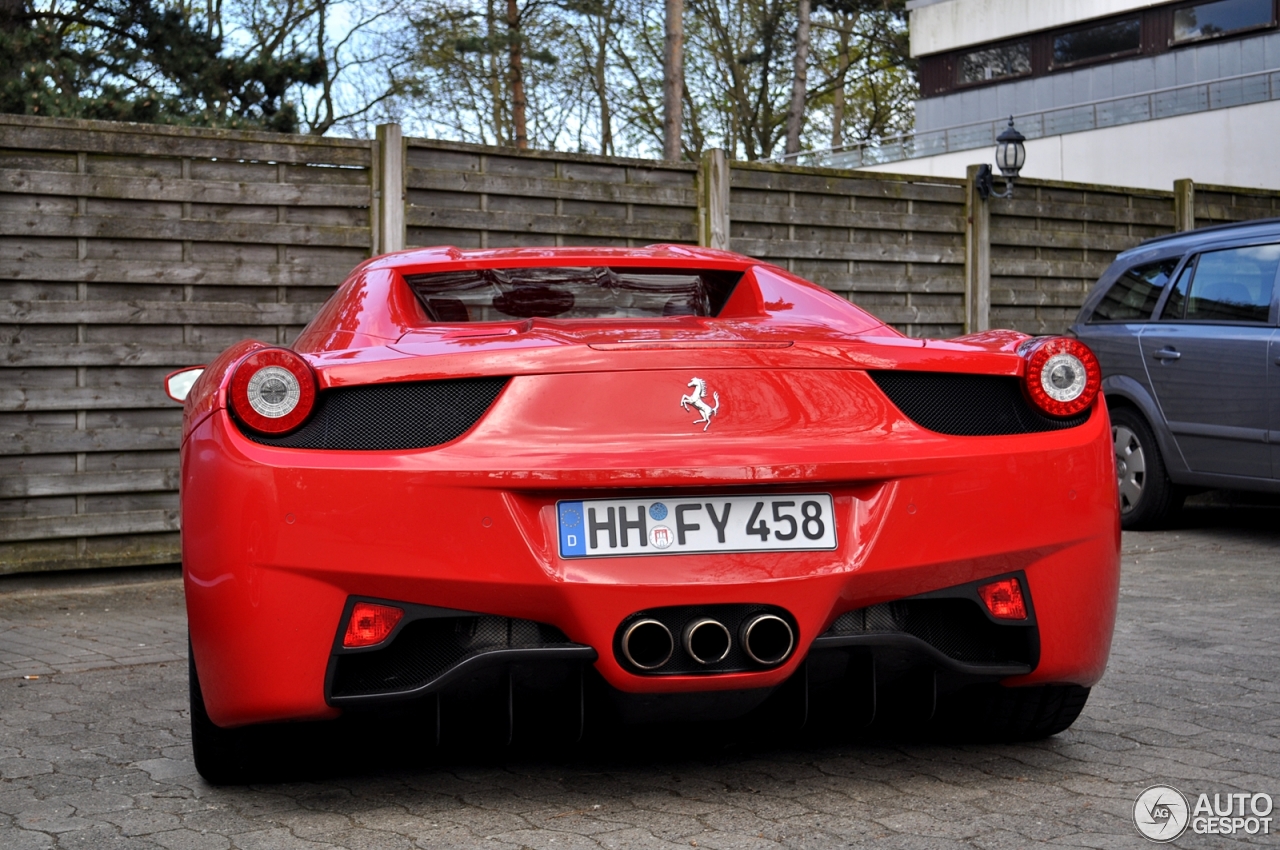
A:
302 0 414 136
564 0 620 155
829 10 851 148
405 0 582 148
3 0 913 151
590 0 618 155
684 0 791 160
507 0 529 146
661 0 682 159
813 0 913 149
783 0 809 156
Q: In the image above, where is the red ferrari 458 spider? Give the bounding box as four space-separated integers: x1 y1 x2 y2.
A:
170 245 1119 783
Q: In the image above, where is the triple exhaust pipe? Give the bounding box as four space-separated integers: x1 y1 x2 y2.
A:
620 613 795 671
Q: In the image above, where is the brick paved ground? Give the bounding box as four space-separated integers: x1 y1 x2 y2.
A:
0 504 1276 849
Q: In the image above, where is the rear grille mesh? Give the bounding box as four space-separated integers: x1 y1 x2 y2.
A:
868 371 1090 436
824 599 1033 665
239 377 508 450
332 615 575 698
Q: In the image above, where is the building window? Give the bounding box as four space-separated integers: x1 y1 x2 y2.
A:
958 42 1031 85
919 0 1280 98
1053 18 1142 67
1173 0 1274 43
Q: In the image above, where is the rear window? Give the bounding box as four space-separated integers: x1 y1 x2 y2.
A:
404 267 742 322
1089 259 1180 321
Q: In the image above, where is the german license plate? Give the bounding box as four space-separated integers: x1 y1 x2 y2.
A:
556 494 836 558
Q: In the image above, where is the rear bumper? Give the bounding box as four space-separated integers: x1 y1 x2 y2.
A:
183 402 1120 728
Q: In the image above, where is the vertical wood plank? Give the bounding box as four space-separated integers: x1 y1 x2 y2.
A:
1174 178 1196 232
698 149 730 251
374 124 405 254
965 164 991 334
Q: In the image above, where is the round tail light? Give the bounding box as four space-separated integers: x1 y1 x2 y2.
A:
1020 337 1101 418
229 348 317 435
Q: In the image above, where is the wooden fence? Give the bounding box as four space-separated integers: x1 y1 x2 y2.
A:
403 139 699 249
978 177 1280 335
727 162 968 338
2 113 1278 575
984 179 1177 336
0 116 372 575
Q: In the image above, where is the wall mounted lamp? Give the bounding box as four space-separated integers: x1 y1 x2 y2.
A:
976 117 1026 200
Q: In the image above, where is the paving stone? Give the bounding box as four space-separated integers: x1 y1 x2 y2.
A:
0 509 1277 849
151 828 233 850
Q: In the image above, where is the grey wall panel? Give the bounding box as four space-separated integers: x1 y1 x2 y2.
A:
1093 63 1116 102
1267 34 1280 68
1241 37 1265 73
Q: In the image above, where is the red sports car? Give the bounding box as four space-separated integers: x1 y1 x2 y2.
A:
170 245 1119 783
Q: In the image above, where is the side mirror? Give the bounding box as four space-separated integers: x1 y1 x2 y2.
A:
165 367 205 403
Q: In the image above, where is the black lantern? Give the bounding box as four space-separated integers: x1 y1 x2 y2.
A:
977 117 1026 200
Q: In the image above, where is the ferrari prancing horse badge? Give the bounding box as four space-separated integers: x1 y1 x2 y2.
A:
680 377 720 431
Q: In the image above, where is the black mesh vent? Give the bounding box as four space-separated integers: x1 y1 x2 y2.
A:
824 599 1032 665
332 615 574 698
868 371 1090 436
239 377 508 450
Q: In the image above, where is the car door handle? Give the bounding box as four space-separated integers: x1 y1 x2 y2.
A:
1152 348 1181 361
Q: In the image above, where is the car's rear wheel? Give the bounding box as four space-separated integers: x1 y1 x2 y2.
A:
935 683 1090 741
1111 406 1181 529
189 644 260 785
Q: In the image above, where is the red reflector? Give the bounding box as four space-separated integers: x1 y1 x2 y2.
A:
343 603 404 648
978 578 1028 620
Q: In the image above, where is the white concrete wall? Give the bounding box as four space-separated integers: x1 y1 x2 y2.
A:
857 99 1280 191
911 0 1167 58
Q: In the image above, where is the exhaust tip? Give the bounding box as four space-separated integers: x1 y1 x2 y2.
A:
621 619 674 670
683 618 732 665
741 614 794 666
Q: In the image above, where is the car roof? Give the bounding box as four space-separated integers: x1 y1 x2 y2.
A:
1128 217 1280 255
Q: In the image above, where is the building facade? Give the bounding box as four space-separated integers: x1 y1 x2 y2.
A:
841 0 1280 190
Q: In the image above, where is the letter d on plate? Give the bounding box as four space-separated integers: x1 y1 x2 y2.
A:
558 502 586 556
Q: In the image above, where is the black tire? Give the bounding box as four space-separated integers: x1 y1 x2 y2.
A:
935 683 1091 742
1110 405 1182 530
189 645 259 785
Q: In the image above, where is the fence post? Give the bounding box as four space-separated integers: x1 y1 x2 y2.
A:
964 164 991 334
698 148 730 250
1174 178 1195 231
372 123 406 255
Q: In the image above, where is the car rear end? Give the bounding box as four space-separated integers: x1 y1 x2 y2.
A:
180 252 1120 758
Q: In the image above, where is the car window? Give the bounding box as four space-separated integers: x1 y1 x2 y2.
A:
1090 259 1179 321
404 267 743 321
1180 244 1279 323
